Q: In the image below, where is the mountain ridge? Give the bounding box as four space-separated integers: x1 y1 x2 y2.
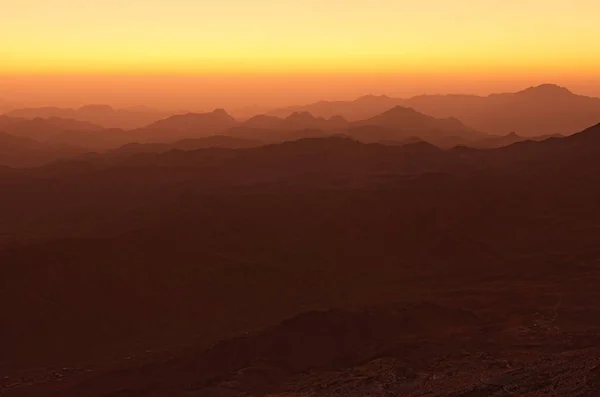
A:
265 84 600 136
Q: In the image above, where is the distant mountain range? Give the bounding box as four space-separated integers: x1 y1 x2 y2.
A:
0 115 128 149
344 106 483 145
2 84 600 168
5 84 600 137
133 109 238 141
0 101 582 167
136 106 487 147
0 115 103 136
6 104 169 129
267 84 600 136
243 112 348 131
405 84 600 136
267 94 405 121
88 122 600 178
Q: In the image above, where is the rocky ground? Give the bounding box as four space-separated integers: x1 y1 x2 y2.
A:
4 259 600 397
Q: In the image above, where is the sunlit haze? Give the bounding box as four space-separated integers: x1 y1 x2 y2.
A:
2 0 600 109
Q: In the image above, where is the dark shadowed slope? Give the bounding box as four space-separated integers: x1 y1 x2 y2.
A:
0 131 87 167
460 122 600 166
79 135 265 164
464 132 564 149
6 105 170 129
405 84 600 136
3 124 600 396
109 135 263 156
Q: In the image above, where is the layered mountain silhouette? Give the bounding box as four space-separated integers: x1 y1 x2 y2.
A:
266 84 600 136
343 106 487 147
135 109 238 141
465 131 564 149
267 94 405 120
2 91 594 169
405 84 600 136
0 131 86 167
243 112 348 130
0 115 103 138
354 105 478 133
134 107 485 147
3 122 600 396
6 104 169 129
107 135 263 157
0 115 132 150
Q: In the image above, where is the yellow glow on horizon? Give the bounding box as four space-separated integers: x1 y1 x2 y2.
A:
3 0 600 110
4 53 600 77
2 0 600 76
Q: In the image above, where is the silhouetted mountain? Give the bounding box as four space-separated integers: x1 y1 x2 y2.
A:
0 115 137 150
405 84 600 136
267 94 406 120
136 109 238 141
0 115 103 138
356 106 471 131
109 135 263 156
266 85 600 137
7 105 169 129
242 114 285 129
235 107 484 147
103 137 457 179
342 106 486 146
476 131 525 148
465 131 564 149
243 112 349 131
446 122 600 175
0 131 86 167
224 126 329 143
494 122 600 161
518 83 576 97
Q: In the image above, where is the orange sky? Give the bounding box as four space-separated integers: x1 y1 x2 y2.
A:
2 0 600 110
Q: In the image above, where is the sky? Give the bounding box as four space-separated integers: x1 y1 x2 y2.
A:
2 0 600 110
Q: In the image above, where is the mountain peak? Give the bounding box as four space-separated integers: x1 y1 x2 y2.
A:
286 112 317 122
211 108 236 122
360 106 426 124
381 105 419 115
517 84 573 96
212 108 230 115
329 115 347 122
